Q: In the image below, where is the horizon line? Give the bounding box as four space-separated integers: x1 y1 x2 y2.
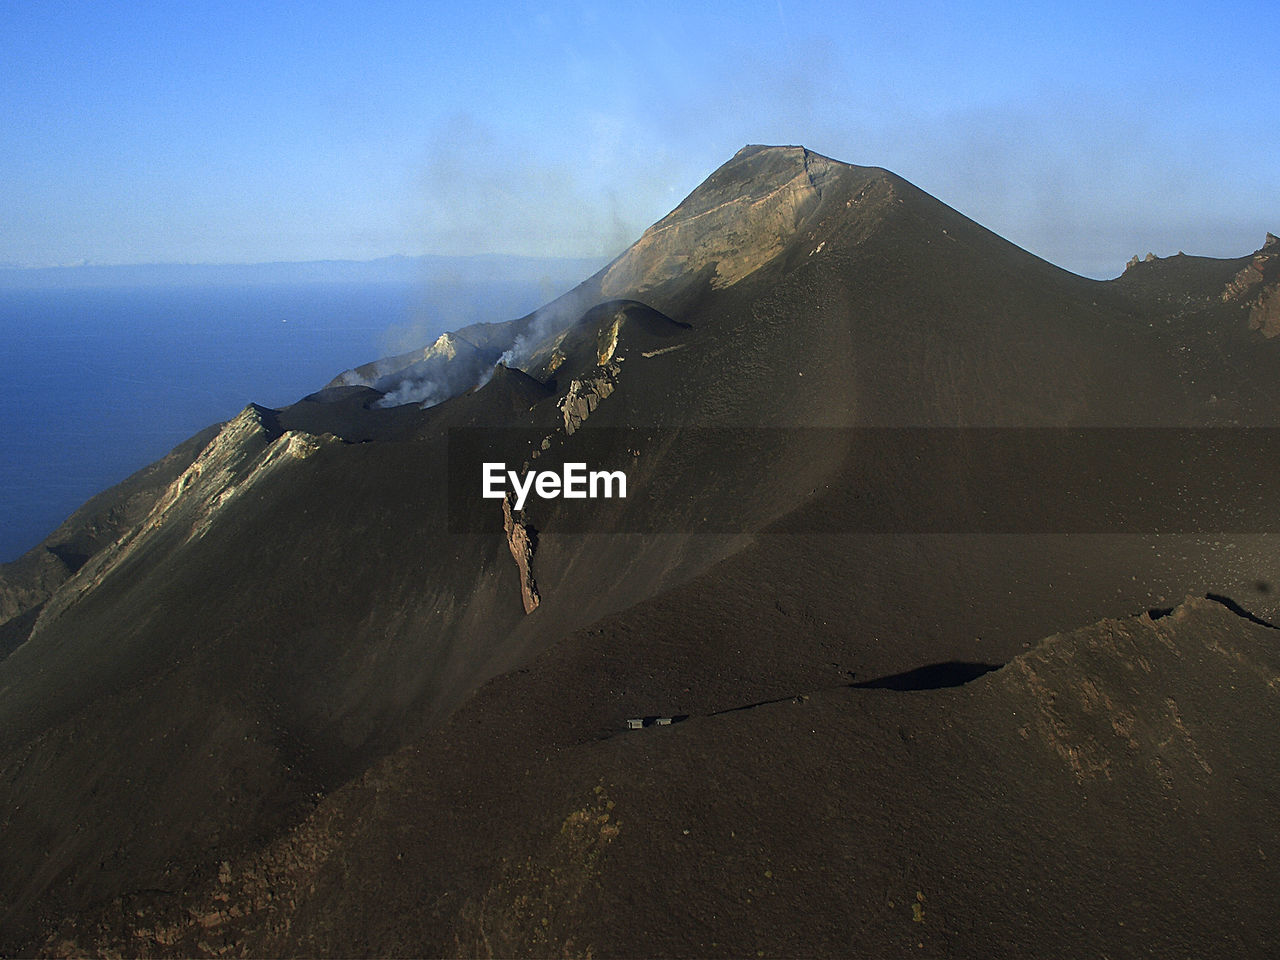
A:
0 251 616 272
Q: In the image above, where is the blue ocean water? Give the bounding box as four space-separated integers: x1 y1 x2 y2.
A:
0 281 442 562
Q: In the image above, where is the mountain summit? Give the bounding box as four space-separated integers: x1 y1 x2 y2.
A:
3 147 1280 957
600 144 844 293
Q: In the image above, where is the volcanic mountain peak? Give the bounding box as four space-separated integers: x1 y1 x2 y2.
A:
600 144 857 295
321 145 881 411
8 144 1280 955
657 144 843 222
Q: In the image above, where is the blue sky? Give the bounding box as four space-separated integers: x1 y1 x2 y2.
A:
2 0 1275 277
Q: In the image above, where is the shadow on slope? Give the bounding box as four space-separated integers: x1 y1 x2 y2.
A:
850 660 1002 691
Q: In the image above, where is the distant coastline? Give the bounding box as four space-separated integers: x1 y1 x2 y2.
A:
0 253 608 290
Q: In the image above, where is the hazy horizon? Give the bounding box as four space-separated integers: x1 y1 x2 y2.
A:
3 2 1276 282
0 251 612 272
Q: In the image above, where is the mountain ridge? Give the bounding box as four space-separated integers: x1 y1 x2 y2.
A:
2 144 1280 956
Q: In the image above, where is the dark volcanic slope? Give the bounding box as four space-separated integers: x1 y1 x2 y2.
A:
42 596 1280 958
3 145 1280 956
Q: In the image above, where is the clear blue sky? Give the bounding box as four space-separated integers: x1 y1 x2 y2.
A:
2 0 1275 277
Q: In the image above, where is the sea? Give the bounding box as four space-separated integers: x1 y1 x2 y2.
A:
0 265 592 563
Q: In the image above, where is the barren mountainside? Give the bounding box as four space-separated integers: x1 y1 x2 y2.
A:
2 145 1279 957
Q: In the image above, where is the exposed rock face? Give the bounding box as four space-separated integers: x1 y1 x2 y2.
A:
992 597 1262 784
1249 285 1280 337
30 406 337 636
597 315 621 365
1222 257 1268 302
1124 252 1160 272
601 145 841 295
558 368 616 435
502 496 539 614
524 300 687 382
0 426 219 642
1221 234 1280 337
107 405 311 549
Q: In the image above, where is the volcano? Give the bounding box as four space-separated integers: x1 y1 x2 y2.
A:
3 145 1280 957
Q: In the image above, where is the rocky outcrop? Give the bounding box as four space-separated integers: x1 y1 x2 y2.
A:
502 496 539 614
1221 234 1280 337
0 424 220 642
558 369 616 435
29 406 337 636
989 595 1279 786
1124 252 1159 271
1248 285 1280 338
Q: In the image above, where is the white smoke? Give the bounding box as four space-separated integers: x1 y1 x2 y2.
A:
375 377 449 409
361 257 609 410
496 292 592 370
335 369 373 388
472 362 501 393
